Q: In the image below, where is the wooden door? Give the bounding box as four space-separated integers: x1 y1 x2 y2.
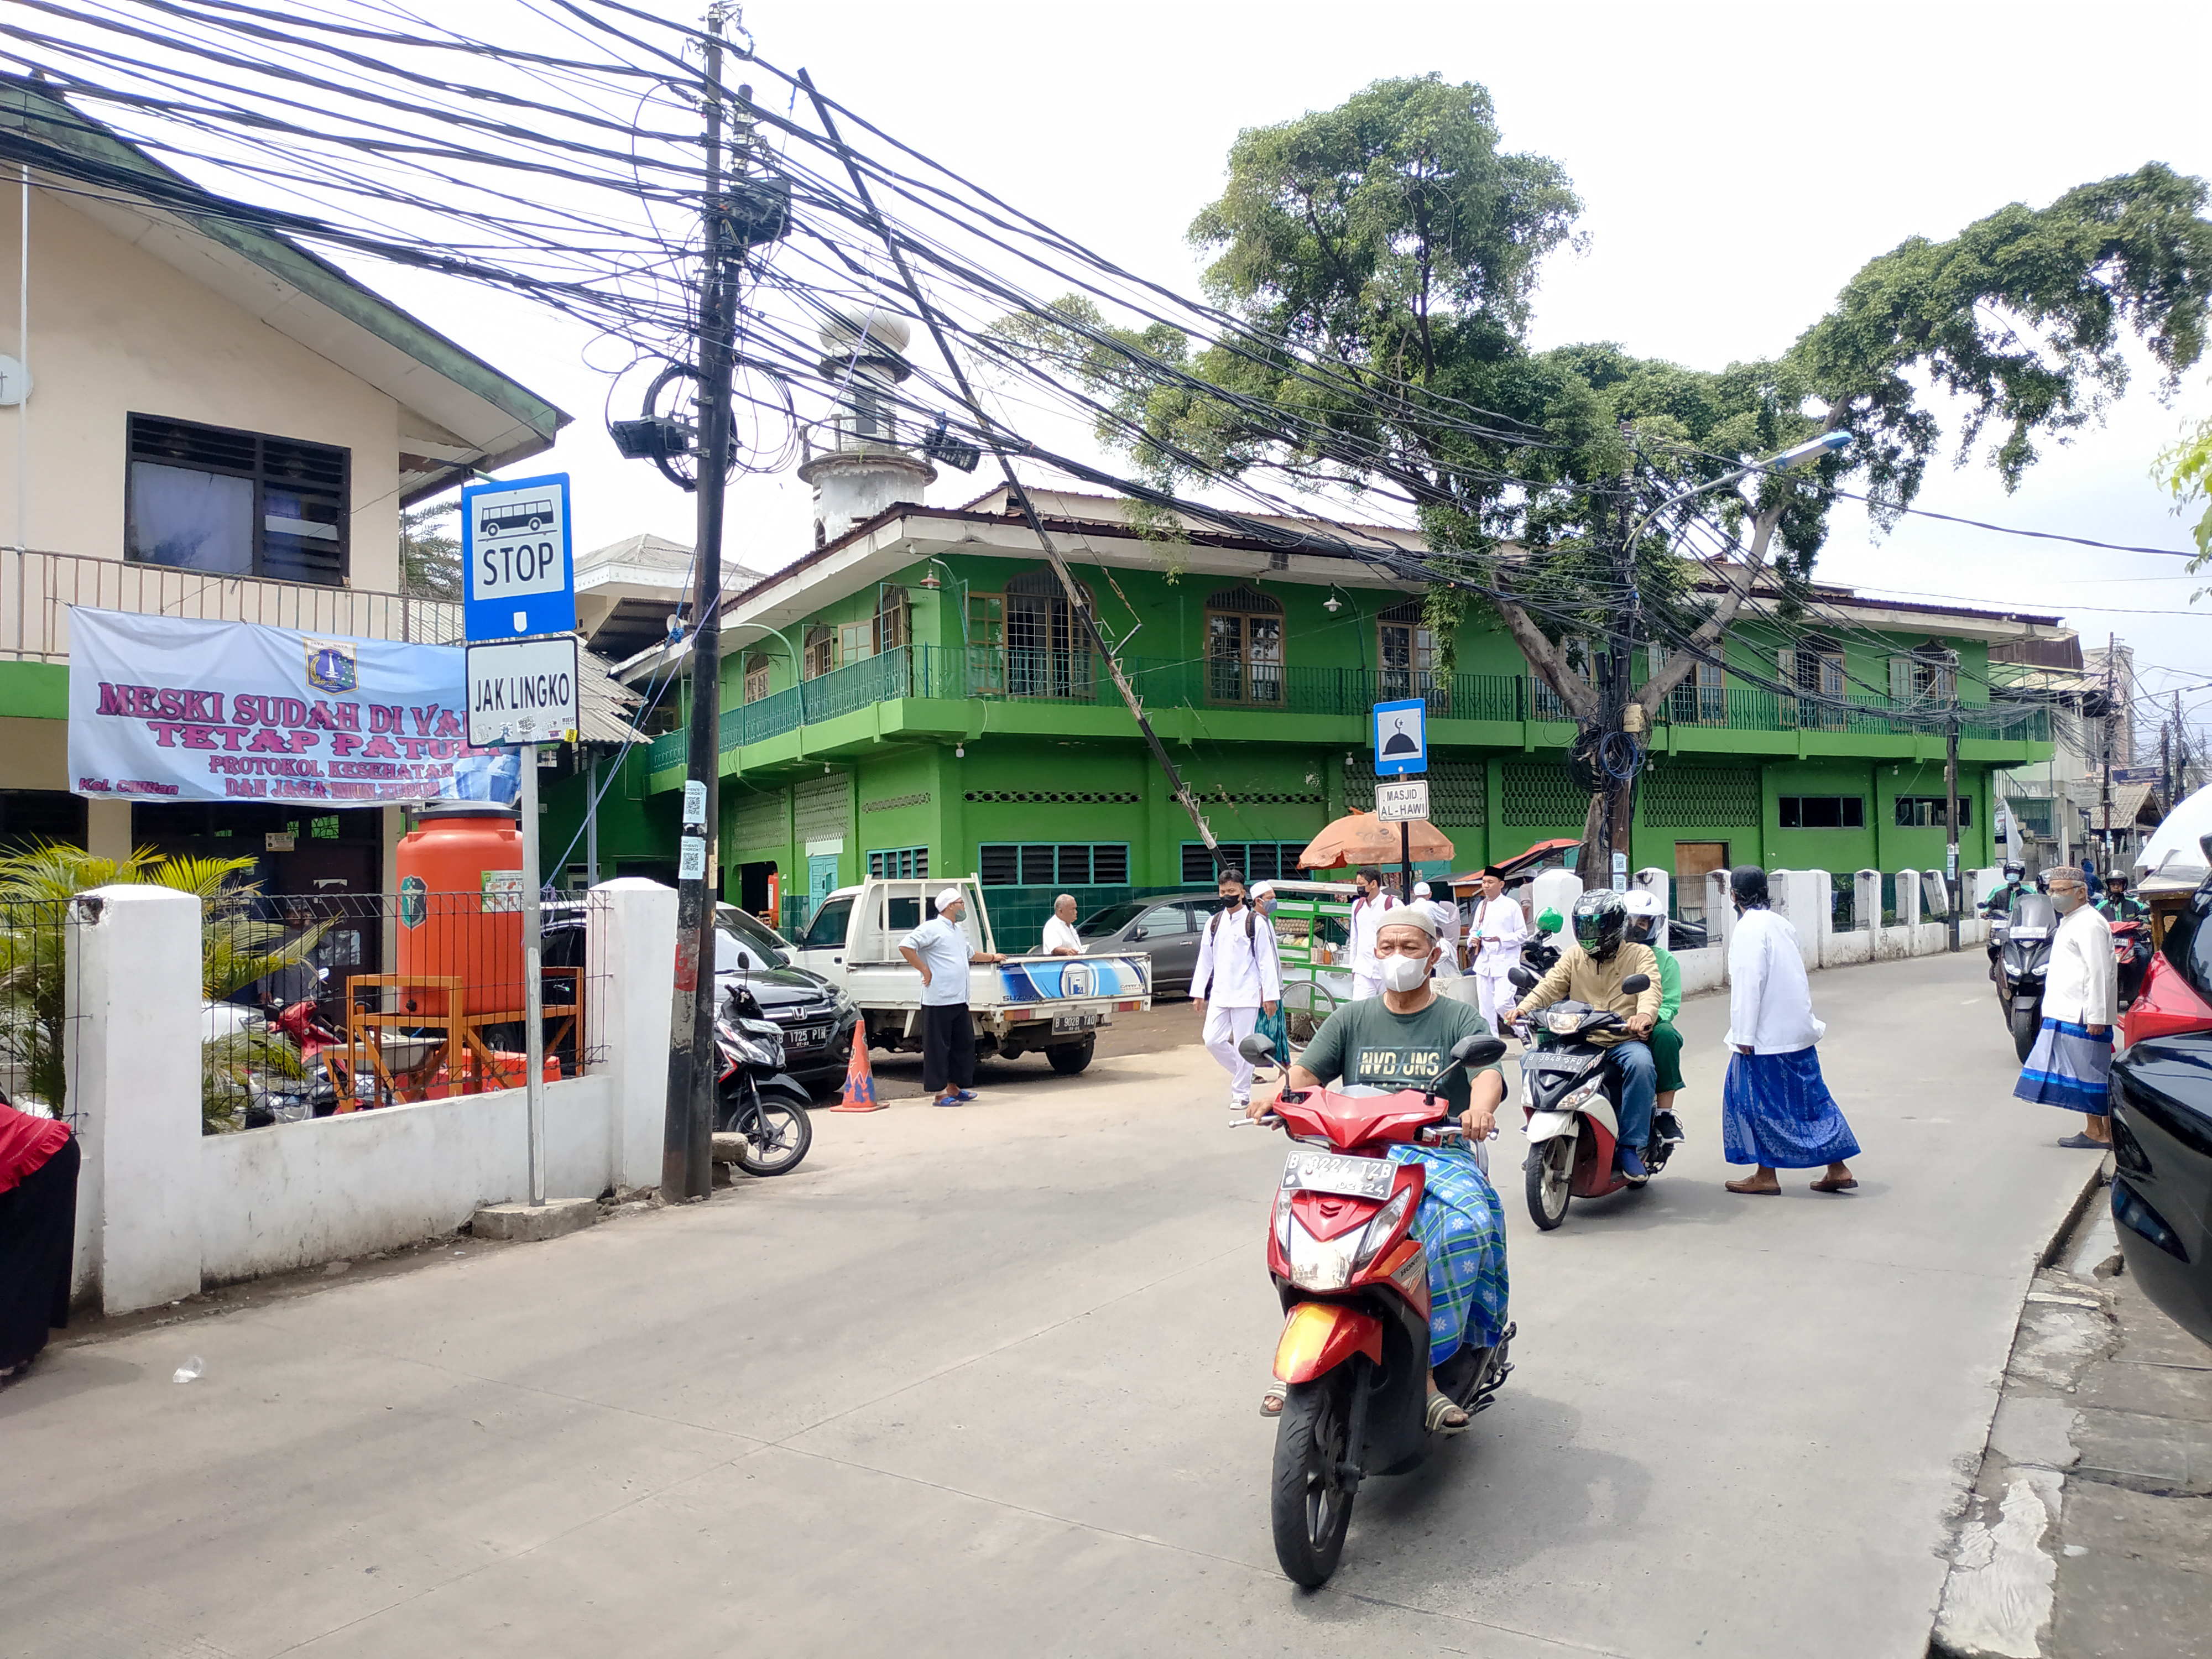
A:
1674 842 1730 917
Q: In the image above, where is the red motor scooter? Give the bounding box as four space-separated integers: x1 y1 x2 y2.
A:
1238 1030 1515 1588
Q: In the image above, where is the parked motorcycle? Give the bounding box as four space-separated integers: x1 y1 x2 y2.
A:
1505 966 1676 1229
1236 1030 1515 1588
714 987 815 1177
237 969 348 1126
1996 893 2057 1062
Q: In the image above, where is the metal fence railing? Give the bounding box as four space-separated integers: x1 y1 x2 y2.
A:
0 896 87 1127
640 642 2056 784
200 889 609 1131
0 545 461 662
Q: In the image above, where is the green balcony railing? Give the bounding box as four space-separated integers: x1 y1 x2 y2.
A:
643 643 2049 778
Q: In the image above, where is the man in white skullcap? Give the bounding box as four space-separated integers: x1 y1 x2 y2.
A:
1041 894 1083 956
898 887 1005 1107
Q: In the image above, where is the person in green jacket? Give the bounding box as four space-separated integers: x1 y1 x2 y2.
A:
1623 890 1684 1129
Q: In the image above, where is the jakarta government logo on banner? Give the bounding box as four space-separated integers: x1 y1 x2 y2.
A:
66 608 484 806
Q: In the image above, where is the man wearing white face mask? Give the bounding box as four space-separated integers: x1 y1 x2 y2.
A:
1248 905 1507 1432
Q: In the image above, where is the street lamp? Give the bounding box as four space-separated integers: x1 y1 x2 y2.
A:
1626 430 1850 547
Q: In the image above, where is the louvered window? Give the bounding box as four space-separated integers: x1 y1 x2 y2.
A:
126 413 349 585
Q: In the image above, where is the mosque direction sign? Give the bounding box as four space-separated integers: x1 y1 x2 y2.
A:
1372 698 1427 777
1375 779 1431 822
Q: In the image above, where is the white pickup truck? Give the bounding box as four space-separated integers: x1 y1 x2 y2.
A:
791 876 1150 1074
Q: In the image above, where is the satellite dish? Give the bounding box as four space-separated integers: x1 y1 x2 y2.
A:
0 354 28 408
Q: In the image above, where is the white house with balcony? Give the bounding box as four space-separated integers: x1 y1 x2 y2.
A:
0 77 564 881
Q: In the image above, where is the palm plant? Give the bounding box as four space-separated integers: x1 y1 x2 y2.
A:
0 842 326 1130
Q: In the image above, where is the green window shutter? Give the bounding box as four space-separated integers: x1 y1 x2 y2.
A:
1890 655 1914 705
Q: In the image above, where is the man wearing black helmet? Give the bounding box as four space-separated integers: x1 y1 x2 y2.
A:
1499 889 1664 1184
1982 862 2030 917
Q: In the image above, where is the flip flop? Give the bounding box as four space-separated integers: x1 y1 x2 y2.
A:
2056 1133 2109 1150
1425 1391 1470 1435
1809 1175 1859 1193
1260 1386 1285 1418
1725 1176 1781 1195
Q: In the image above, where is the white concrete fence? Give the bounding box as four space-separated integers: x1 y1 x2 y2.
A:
68 879 677 1317
1537 864 2000 999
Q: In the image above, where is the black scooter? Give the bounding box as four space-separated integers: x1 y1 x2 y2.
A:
1996 893 2056 1062
714 986 815 1177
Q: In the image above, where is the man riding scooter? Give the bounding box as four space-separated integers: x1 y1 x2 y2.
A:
1984 862 2031 917
1620 890 1686 1143
1499 890 1663 1184
1249 905 1508 1434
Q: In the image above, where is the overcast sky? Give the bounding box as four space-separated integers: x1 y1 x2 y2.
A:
401 0 2212 732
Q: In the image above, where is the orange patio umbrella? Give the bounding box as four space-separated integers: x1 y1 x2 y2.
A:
1297 809 1455 872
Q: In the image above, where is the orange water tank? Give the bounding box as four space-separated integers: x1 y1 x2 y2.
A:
396 802 525 1016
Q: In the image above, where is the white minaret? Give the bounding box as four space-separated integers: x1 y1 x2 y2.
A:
797 307 937 547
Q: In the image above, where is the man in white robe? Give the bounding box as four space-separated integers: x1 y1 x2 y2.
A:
1721 864 1860 1195
1413 881 1462 975
1192 867 1284 1115
1468 865 1529 1030
1347 865 1404 1001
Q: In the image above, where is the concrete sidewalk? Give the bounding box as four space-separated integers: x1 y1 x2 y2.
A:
1 952 2094 1658
1934 1170 2212 1658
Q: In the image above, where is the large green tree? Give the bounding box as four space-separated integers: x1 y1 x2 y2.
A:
1009 75 2212 875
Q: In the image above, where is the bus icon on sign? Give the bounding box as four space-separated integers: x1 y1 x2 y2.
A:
479 497 554 536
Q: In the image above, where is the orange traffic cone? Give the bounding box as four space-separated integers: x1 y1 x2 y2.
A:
830 1027 885 1112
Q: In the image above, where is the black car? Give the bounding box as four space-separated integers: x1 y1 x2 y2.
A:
542 904 859 1090
1075 892 1224 998
2108 893 2212 1348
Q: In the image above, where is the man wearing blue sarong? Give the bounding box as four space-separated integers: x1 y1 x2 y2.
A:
1720 865 1861 1196
2013 865 2116 1149
1251 905 1508 1434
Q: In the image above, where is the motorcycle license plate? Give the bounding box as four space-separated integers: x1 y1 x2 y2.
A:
1281 1150 1396 1199
2008 928 2047 941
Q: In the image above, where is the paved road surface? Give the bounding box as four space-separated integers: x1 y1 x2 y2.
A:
2 953 2095 1657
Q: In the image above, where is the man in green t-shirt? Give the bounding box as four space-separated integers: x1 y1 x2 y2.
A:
1250 906 1506 1432
1623 889 1684 1133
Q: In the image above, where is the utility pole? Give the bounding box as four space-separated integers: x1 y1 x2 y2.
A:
2100 632 2116 881
662 7 738 1203
799 70 1227 873
1944 656 1961 953
1596 444 1638 894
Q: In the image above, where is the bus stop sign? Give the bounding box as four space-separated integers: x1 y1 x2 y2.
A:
462 473 575 642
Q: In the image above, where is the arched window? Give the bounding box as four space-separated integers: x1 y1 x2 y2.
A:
1003 567 1092 700
1205 585 1284 706
1782 633 1844 731
743 653 771 705
877 585 910 653
802 625 835 681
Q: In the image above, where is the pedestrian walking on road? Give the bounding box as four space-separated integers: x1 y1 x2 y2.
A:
898 888 1005 1108
1193 868 1283 1117
1468 865 1528 1029
2015 866 2117 1148
1041 893 1084 956
1720 866 1860 1196
1348 865 1404 1001
1412 881 1461 975
0 1092 78 1383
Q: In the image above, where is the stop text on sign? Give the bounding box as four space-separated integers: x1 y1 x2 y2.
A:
462 472 574 641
